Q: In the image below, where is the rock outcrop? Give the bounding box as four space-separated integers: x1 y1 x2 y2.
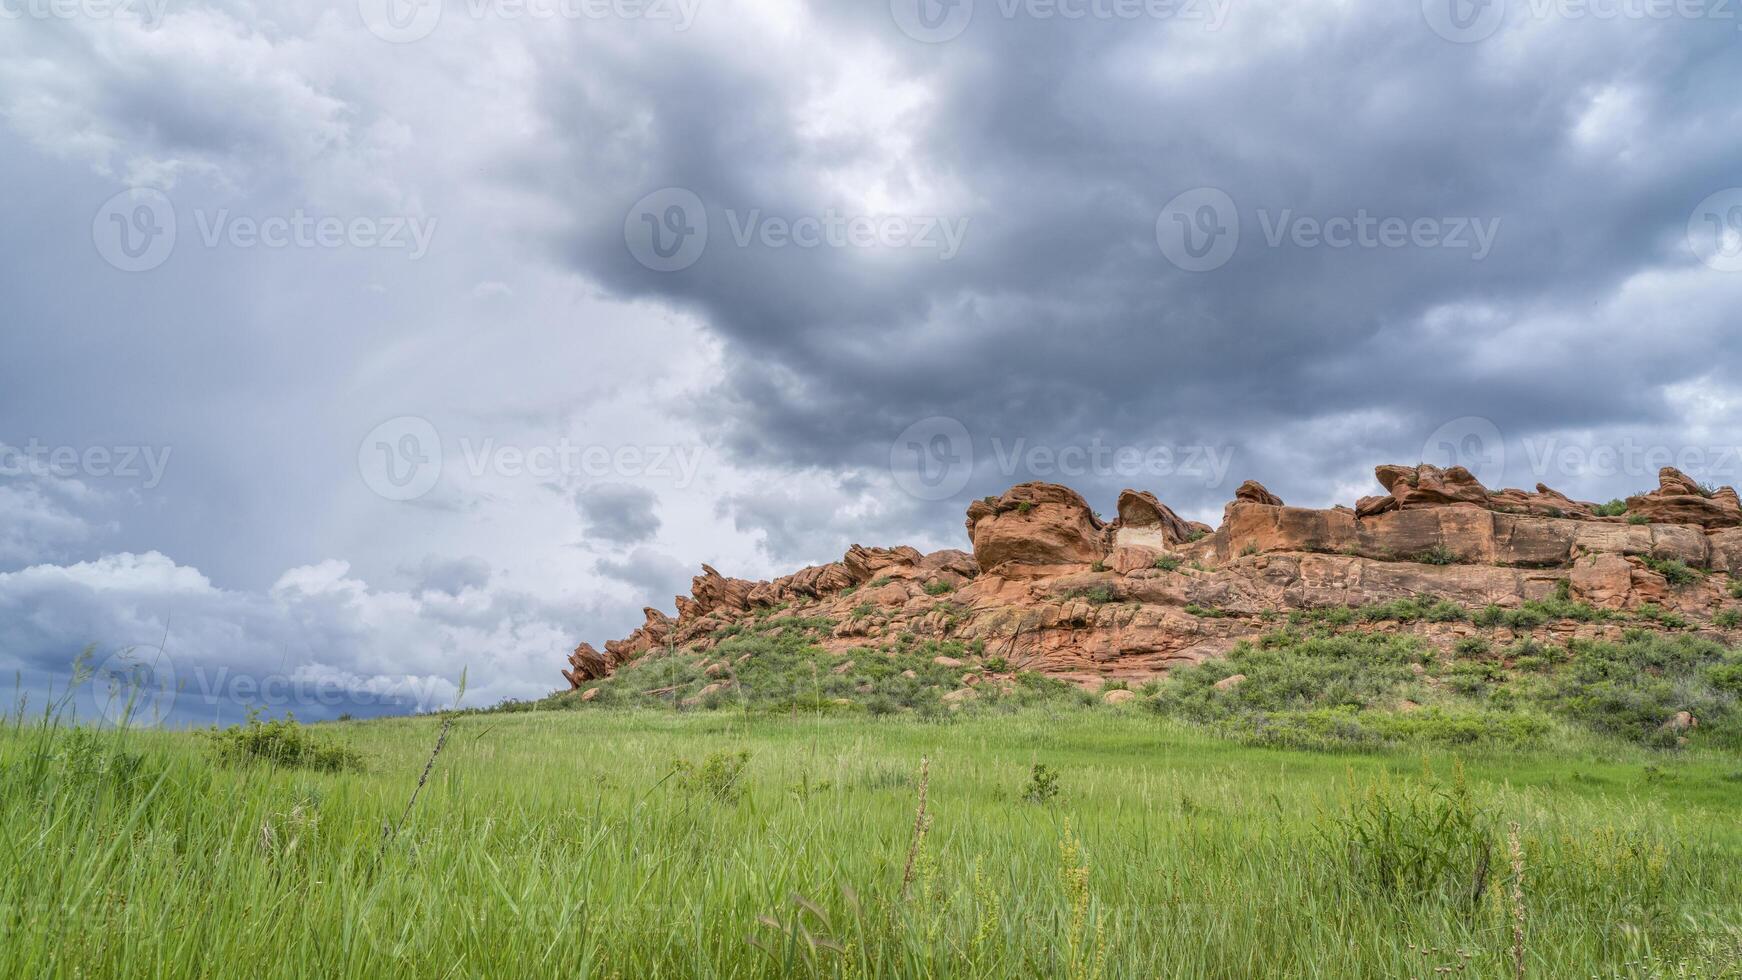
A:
1626 467 1742 528
565 463 1742 691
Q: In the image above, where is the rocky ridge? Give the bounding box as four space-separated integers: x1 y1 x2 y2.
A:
564 465 1742 691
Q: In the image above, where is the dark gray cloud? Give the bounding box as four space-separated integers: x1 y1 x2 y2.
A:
576 483 662 546
519 4 1742 535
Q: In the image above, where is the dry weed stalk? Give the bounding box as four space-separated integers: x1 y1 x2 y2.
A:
900 756 931 898
1507 820 1526 980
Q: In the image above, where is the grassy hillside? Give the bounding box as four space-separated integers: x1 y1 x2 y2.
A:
3 677 1741 977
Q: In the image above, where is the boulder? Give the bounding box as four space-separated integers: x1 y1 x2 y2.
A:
564 642 613 688
1114 489 1203 545
1103 688 1136 705
1487 483 1597 519
1375 463 1491 509
1234 480 1283 506
1213 673 1247 691
966 483 1106 569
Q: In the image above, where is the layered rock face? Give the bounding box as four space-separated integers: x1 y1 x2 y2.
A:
568 465 1742 690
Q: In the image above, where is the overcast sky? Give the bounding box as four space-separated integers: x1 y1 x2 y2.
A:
3 0 1740 723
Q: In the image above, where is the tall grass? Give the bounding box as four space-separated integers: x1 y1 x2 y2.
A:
3 699 1740 977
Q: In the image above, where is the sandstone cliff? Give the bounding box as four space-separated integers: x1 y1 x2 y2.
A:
565 465 1742 690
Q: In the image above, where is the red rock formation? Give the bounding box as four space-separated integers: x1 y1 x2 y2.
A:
965 482 1106 570
566 467 1742 691
1626 467 1742 528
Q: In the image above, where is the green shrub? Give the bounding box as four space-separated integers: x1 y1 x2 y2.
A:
1627 514 1650 526
1294 599 1464 626
1183 604 1224 618
923 580 956 596
1153 555 1181 572
672 750 749 803
1414 545 1460 566
1729 579 1742 600
1066 586 1117 605
1016 501 1033 516
1640 556 1702 586
1592 499 1628 517
1634 604 1690 629
205 712 364 773
1321 765 1495 910
1716 609 1741 629
1020 763 1061 804
1535 632 1741 747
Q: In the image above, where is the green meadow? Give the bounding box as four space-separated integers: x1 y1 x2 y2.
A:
3 693 1740 978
